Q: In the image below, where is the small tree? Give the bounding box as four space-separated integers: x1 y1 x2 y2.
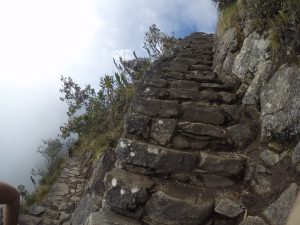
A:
17 185 28 202
31 138 62 178
143 24 178 61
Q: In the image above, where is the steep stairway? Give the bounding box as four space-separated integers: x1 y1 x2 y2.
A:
19 158 87 225
87 33 262 225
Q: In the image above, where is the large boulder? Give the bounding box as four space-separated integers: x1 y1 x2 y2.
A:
145 185 214 225
232 32 270 81
150 118 177 146
263 183 298 225
213 28 238 74
260 65 300 141
84 207 140 225
292 141 300 172
104 168 153 218
199 151 245 177
242 61 273 106
116 138 198 173
181 102 225 125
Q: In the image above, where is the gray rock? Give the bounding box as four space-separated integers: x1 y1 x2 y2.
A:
199 151 244 177
185 71 217 82
227 123 255 148
259 149 280 167
104 168 153 218
19 214 43 225
239 216 267 225
43 219 60 225
60 212 70 223
213 28 238 74
179 122 227 139
260 66 300 141
144 78 168 88
168 60 190 73
181 102 225 125
84 207 140 225
116 138 198 173
243 61 273 106
150 118 177 146
190 64 211 71
214 198 244 218
232 32 270 81
28 205 46 216
139 86 169 99
219 92 237 104
124 113 150 138
190 141 209 150
48 183 69 196
132 97 179 118
165 72 184 80
71 195 99 225
169 88 203 101
292 141 300 172
202 174 235 188
172 135 190 149
170 80 199 90
85 149 116 196
145 186 214 225
263 183 298 225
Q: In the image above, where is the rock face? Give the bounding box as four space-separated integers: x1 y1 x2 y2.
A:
232 32 270 81
260 65 300 141
263 183 298 225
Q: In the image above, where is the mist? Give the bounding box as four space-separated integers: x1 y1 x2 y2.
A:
0 0 217 192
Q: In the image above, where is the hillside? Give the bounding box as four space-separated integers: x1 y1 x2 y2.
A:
16 0 300 225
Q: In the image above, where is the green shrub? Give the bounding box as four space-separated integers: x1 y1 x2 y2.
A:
211 0 237 9
217 2 240 34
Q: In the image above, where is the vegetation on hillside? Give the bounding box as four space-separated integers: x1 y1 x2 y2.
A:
20 24 177 208
214 0 300 62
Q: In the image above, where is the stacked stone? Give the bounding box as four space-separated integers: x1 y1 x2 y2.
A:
87 33 256 225
19 158 86 225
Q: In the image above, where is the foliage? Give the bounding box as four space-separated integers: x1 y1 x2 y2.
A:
217 1 240 34
17 185 28 202
31 138 62 177
247 0 300 59
143 24 178 61
211 0 237 9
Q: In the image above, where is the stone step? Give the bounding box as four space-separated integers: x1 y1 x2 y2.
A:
84 207 140 225
144 183 214 225
189 64 212 71
116 138 199 174
185 71 218 82
131 97 179 118
178 122 227 139
104 168 215 225
181 102 225 125
103 168 154 218
115 138 245 178
19 214 43 225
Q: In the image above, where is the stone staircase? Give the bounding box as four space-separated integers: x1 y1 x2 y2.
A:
19 158 86 225
18 32 299 225
88 33 261 225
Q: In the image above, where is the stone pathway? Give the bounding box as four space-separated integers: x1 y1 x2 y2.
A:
83 32 299 225
19 158 86 225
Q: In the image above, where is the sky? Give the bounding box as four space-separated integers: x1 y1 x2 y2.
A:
0 0 217 191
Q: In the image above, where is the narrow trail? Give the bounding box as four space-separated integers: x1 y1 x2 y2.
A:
20 157 87 225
